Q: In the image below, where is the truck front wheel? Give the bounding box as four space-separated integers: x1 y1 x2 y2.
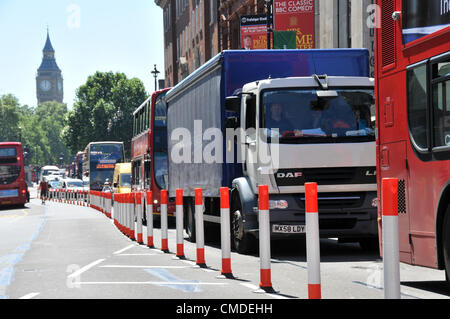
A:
231 196 256 254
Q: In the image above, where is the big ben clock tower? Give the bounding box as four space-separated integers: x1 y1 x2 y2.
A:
36 30 63 105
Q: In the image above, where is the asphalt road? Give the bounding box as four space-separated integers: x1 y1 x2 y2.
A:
0 194 449 301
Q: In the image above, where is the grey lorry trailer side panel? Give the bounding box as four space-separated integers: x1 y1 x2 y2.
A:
167 67 223 198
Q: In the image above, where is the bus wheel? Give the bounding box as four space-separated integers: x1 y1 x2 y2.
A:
231 197 256 255
443 208 450 286
185 199 196 243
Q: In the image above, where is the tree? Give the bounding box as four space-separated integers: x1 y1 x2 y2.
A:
63 71 148 159
18 101 69 166
0 94 69 166
0 94 21 142
34 101 70 165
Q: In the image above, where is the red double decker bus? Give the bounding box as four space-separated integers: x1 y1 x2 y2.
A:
131 88 175 217
0 142 29 207
375 0 450 281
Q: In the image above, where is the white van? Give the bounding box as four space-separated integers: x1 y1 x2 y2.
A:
40 165 60 181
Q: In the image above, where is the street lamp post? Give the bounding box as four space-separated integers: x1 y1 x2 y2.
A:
265 0 274 49
151 64 160 91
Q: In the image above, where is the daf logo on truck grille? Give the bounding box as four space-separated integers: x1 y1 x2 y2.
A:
276 172 303 178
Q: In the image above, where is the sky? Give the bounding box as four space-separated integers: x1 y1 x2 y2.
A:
0 0 165 110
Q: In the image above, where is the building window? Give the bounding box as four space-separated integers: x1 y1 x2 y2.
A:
177 36 180 59
210 0 214 24
199 0 202 32
192 12 195 41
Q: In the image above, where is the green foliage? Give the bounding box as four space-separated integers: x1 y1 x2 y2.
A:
0 94 21 141
0 94 70 166
63 71 148 159
1 71 146 167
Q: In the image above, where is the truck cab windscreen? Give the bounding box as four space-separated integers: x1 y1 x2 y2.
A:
261 89 375 143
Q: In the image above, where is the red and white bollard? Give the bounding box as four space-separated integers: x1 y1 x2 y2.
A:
195 188 206 267
146 191 154 248
219 187 233 278
113 193 118 228
119 193 125 234
129 193 136 241
136 192 144 244
175 189 185 258
382 178 400 299
160 190 169 252
125 193 131 237
305 182 321 299
257 185 273 292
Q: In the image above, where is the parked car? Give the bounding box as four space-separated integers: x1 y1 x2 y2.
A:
48 180 62 189
61 178 85 191
82 177 89 189
46 174 61 182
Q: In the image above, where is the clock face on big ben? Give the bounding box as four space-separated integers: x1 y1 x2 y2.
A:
40 80 51 91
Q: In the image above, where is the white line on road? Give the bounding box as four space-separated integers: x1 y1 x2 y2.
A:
239 283 289 299
113 244 135 255
115 253 160 256
240 282 259 290
99 265 192 269
180 259 197 266
19 292 40 299
67 259 105 279
78 281 228 285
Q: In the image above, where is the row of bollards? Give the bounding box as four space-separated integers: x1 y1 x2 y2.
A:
90 178 400 299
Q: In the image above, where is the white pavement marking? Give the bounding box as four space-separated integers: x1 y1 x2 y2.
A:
240 282 259 290
67 259 105 279
115 253 160 256
239 283 289 299
99 265 192 269
113 244 135 255
19 292 40 299
78 281 228 285
180 260 197 266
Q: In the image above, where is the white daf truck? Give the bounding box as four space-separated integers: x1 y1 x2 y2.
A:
165 50 377 254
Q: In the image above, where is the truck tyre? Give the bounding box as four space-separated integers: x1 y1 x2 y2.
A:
443 207 450 286
231 195 256 254
359 237 379 252
185 198 196 243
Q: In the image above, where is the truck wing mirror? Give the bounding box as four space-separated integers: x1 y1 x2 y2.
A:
225 96 240 113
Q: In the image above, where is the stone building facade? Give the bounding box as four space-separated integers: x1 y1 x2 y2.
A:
155 0 376 87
